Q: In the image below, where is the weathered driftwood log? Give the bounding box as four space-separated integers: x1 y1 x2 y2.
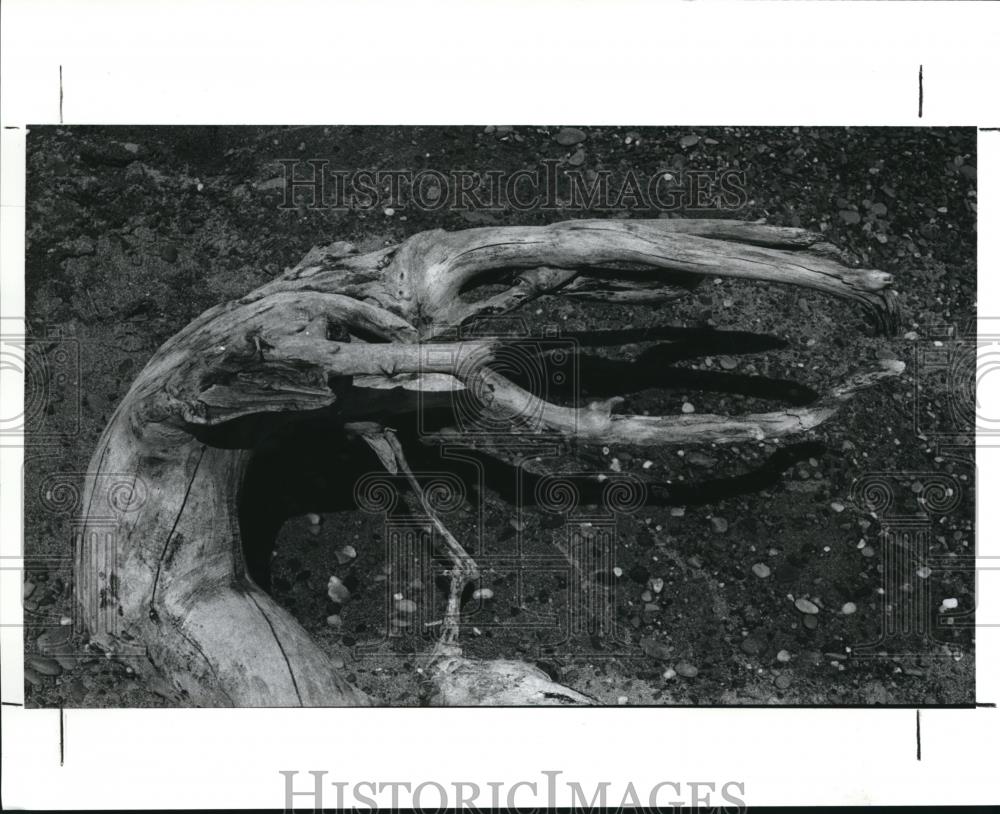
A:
74 219 902 706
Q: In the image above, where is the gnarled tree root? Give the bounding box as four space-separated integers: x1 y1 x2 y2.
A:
74 219 903 706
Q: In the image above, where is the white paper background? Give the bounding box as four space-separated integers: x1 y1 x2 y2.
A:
2 0 999 808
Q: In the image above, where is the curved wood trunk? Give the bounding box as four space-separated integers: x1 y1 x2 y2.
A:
73 219 903 706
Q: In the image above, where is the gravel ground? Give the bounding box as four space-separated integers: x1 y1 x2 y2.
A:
23 125 976 706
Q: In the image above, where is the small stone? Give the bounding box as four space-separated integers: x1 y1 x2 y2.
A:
24 667 43 687
383 207 395 217
612 566 623 578
568 148 586 167
662 668 676 680
334 545 357 565
472 588 494 601
741 636 765 656
775 674 792 690
681 402 695 414
776 649 792 663
642 460 654 470
839 210 861 225
26 655 62 676
841 602 857 615
710 517 729 534
752 563 771 579
326 614 343 628
640 636 672 660
395 598 418 614
327 575 351 603
718 355 738 370
509 516 525 532
59 615 72 626
651 577 664 594
916 566 932 579
641 590 653 602
830 501 845 513
617 695 628 705
609 457 622 473
795 598 820 615
675 662 699 678
23 581 36 600
554 127 587 146
670 507 685 517
330 655 346 669
306 512 321 526
679 134 700 149
942 597 959 610
803 614 818 630
54 654 78 671
36 627 72 655
861 546 875 558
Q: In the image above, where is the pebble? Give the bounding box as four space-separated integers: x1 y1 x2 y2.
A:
395 598 418 614
554 127 587 146
916 566 932 579
617 695 629 705
472 588 494 601
776 649 792 663
752 563 771 579
651 577 664 594
775 674 792 690
710 517 729 534
642 460 654 470
718 355 738 370
670 507 685 517
509 517 525 532
23 581 36 600
26 655 62 676
681 402 695 414
330 655 346 669
861 546 875 558
841 602 857 615
306 513 321 526
830 501 845 513
384 207 395 217
942 597 959 609
54 654 78 671
612 566 623 578
662 668 676 680
326 614 343 628
334 545 357 565
24 667 43 687
675 662 699 678
795 598 820 615
36 627 72 655
803 614 818 630
741 636 765 656
327 575 351 603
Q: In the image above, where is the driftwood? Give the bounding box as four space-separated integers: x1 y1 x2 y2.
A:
73 219 902 706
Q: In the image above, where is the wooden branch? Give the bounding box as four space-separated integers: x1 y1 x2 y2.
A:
73 218 901 707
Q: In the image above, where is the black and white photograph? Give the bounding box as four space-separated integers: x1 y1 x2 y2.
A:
2 1 999 810
19 124 977 708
